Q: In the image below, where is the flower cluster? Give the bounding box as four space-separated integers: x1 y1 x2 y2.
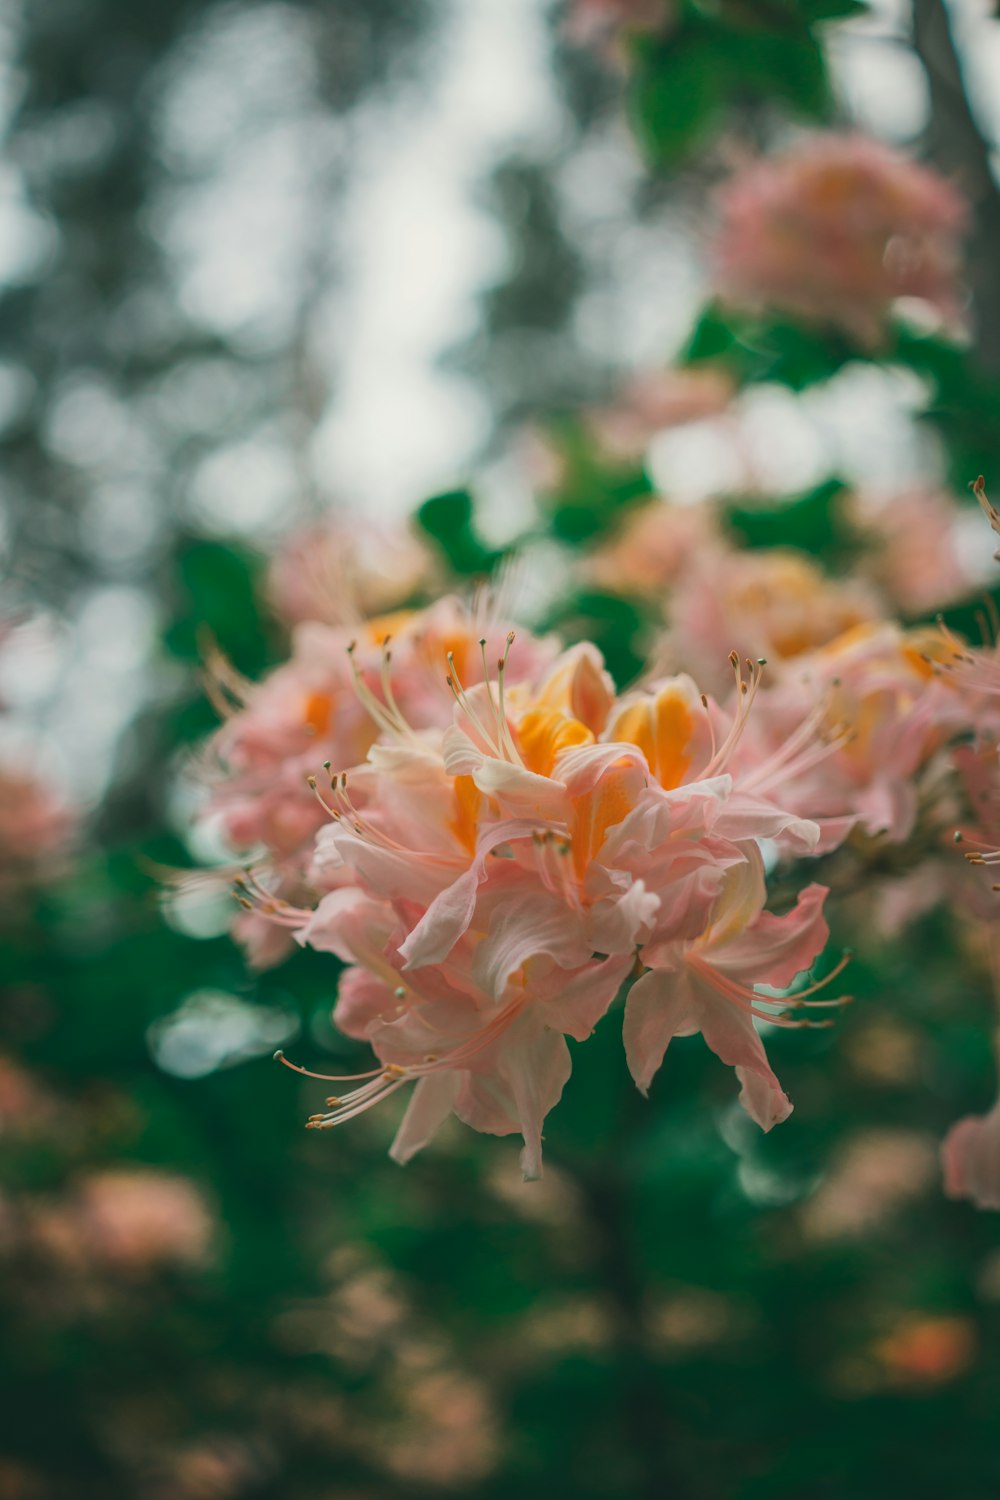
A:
269 640 852 1177
192 469 1000 1192
199 596 554 966
712 133 968 343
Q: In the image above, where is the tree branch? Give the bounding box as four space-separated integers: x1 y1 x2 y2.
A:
912 0 1000 370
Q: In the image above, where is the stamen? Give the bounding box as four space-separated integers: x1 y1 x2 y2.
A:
688 952 849 1031
495 632 525 765
345 640 416 740
446 652 498 752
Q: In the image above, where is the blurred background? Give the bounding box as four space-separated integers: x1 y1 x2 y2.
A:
3 0 1000 1496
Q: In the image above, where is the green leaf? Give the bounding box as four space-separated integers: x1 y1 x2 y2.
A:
415 487 502 577
722 477 855 561
628 32 722 164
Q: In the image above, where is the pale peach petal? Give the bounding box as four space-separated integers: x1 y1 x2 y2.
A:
535 954 634 1041
709 883 830 989
694 987 793 1131
470 891 593 1001
623 967 696 1096
399 820 545 969
389 1074 461 1164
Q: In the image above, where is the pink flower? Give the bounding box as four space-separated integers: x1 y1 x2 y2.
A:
29 1170 216 1274
198 597 555 966
589 499 722 597
623 852 833 1128
280 643 844 1173
266 516 437 629
77 1169 215 1271
0 765 74 894
733 622 968 843
585 366 736 464
712 134 968 344
658 546 884 697
942 1055 1000 1211
566 0 674 54
853 487 981 615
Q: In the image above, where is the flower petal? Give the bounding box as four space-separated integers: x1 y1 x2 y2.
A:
941 1100 1000 1210
622 966 696 1096
536 952 634 1040
710 882 830 989
695 985 792 1131
389 1074 460 1164
471 891 592 1000
398 818 543 968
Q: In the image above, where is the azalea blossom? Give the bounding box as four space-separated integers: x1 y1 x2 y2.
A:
267 641 846 1175
589 498 723 597
266 516 437 629
851 486 983 616
623 852 833 1129
941 486 1000 1212
658 547 884 697
712 133 968 344
584 366 736 464
196 596 555 965
0 764 74 896
732 621 969 844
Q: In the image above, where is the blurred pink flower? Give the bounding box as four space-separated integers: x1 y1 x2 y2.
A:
712 134 968 343
27 1169 216 1276
0 1055 59 1137
734 622 967 844
585 366 736 462
589 500 721 595
75 1168 215 1272
942 1084 1000 1211
659 546 884 698
566 0 674 52
266 517 437 629
853 487 979 615
0 765 74 893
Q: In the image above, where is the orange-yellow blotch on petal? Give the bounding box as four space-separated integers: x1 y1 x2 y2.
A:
516 707 594 778
449 774 483 855
303 691 333 736
609 683 695 790
570 761 637 882
362 608 417 647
